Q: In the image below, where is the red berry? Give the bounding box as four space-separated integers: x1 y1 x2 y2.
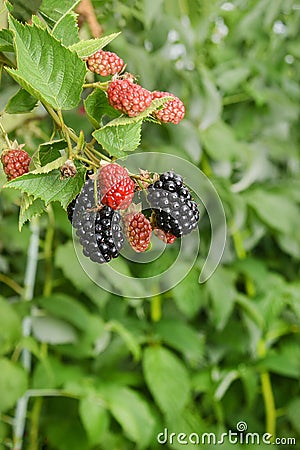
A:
124 212 152 252
98 163 135 210
152 91 185 124
107 78 152 117
1 148 31 181
154 228 177 244
86 50 124 77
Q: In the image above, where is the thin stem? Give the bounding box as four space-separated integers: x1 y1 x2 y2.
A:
82 81 108 90
13 218 40 450
43 205 55 297
222 92 251 105
258 339 276 439
231 225 246 260
29 397 43 450
42 102 111 162
0 273 23 295
151 295 162 322
76 155 98 167
0 121 11 147
57 110 73 158
85 144 111 162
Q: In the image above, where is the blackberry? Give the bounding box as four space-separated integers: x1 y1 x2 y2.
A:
68 179 124 263
147 171 199 238
66 170 94 223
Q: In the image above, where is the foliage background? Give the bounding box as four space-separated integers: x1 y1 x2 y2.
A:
0 0 300 449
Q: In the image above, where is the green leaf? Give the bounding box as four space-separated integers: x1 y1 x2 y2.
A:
287 398 300 434
31 15 47 28
52 13 80 47
105 385 155 448
154 319 204 366
0 297 22 355
0 358 28 413
201 120 249 161
5 88 38 114
39 0 80 23
143 346 190 414
79 391 109 446
31 154 67 174
5 169 85 209
36 294 92 331
0 29 14 52
84 89 120 128
19 194 45 231
31 139 67 169
93 122 142 157
107 320 141 361
54 241 110 307
246 190 300 235
31 316 78 344
171 267 204 319
205 267 236 330
259 344 300 378
6 17 86 110
70 32 121 58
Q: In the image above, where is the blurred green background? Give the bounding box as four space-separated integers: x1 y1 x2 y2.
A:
0 0 300 449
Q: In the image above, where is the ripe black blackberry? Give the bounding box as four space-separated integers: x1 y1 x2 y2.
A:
66 170 94 223
147 171 199 238
67 179 124 263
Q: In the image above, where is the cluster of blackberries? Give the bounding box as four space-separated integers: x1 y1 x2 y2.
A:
67 177 124 264
67 166 199 265
147 171 199 238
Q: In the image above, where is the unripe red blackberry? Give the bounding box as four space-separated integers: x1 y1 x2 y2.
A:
107 78 152 117
124 212 152 252
152 91 185 124
86 50 124 76
98 163 135 210
1 148 31 181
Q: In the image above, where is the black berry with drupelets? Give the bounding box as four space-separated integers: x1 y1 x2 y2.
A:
67 178 124 263
147 171 199 238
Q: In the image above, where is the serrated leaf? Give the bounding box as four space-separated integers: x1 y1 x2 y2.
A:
70 32 121 58
31 154 67 174
19 194 45 230
143 346 190 414
5 88 38 114
6 17 86 110
84 89 120 128
5 169 85 209
31 139 67 169
52 12 79 47
93 122 142 157
39 0 80 23
105 96 173 126
31 15 47 28
0 29 14 52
